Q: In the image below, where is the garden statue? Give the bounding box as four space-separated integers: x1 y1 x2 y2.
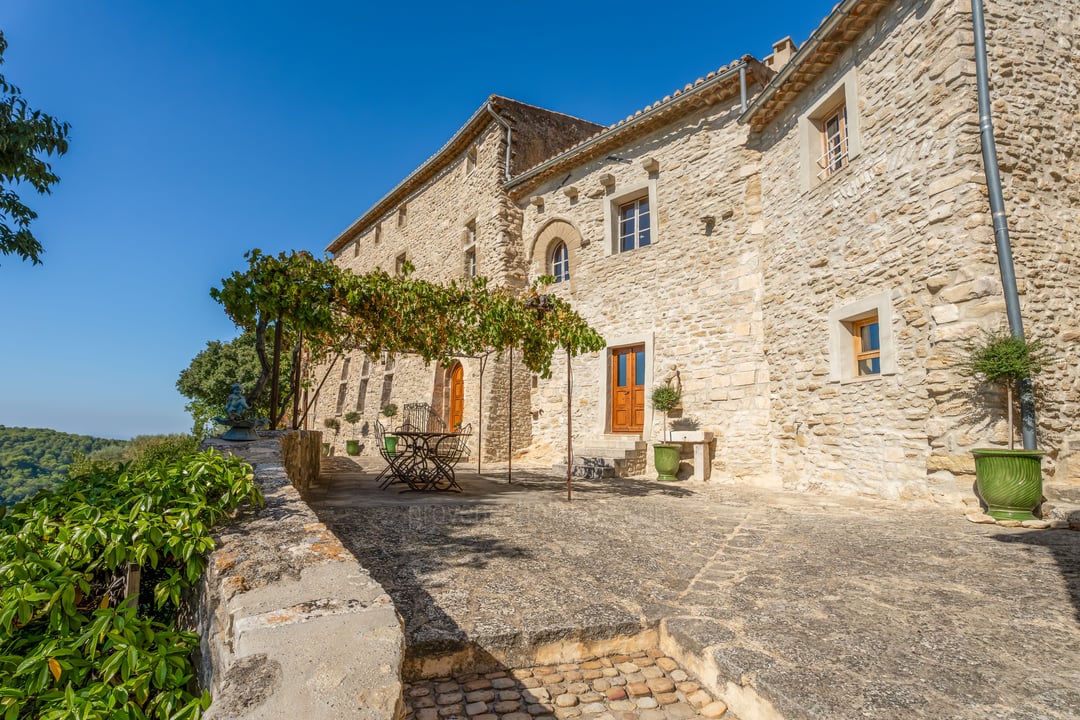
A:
213 383 267 441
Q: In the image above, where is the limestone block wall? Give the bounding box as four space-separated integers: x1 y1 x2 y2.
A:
312 119 518 458
978 0 1080 484
752 0 976 499
313 98 600 461
752 0 1080 498
518 98 772 480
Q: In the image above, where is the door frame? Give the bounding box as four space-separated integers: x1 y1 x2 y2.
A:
595 333 654 438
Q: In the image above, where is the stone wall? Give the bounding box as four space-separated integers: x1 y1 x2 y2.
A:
980 0 1080 483
751 0 1080 499
517 96 772 481
310 0 1079 499
313 101 602 462
198 436 404 720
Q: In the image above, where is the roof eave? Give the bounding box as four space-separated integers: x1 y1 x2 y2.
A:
326 99 498 254
506 58 764 198
739 0 889 131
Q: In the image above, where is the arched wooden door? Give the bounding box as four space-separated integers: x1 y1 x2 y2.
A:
449 363 465 430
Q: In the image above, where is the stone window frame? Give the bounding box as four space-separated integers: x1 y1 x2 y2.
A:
355 356 371 413
379 353 396 406
799 68 862 192
395 252 407 276
374 223 382 244
529 218 584 293
397 204 407 228
335 357 351 416
463 219 477 278
465 147 477 176
827 290 895 383
605 180 658 256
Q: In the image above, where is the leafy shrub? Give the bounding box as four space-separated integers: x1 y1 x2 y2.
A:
0 448 263 719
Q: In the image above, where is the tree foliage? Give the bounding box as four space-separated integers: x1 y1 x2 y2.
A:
0 447 261 719
964 329 1049 449
0 427 126 506
176 332 291 437
965 330 1048 386
0 31 71 266
211 250 605 428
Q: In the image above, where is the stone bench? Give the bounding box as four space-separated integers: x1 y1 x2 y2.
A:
667 430 715 482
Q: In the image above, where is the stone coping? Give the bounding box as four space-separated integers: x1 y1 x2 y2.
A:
197 436 404 720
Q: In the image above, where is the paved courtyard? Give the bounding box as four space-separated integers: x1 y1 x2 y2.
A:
306 457 1080 720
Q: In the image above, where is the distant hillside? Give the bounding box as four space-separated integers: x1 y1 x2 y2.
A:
0 426 129 505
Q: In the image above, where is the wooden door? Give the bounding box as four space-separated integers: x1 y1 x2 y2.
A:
610 345 645 433
449 363 465 430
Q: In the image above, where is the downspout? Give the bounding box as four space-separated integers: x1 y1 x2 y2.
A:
739 64 748 113
971 0 1037 449
486 103 513 182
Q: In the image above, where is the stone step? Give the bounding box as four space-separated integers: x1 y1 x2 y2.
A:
578 436 647 451
551 463 616 479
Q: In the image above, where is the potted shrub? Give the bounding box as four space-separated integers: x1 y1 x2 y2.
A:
322 417 340 456
651 384 682 481
965 329 1049 521
343 411 362 456
381 403 398 454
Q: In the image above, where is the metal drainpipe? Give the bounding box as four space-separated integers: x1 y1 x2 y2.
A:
971 0 1037 449
739 64 748 113
486 103 513 182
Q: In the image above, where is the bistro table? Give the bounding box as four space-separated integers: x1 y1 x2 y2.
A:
391 430 465 492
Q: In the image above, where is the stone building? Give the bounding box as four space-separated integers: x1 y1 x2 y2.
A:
313 0 1079 502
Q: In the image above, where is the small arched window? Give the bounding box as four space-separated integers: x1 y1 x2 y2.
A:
550 241 569 283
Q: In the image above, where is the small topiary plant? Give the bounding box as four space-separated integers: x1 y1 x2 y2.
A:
965 329 1048 449
323 417 341 434
380 403 397 418
651 384 682 442
343 411 361 429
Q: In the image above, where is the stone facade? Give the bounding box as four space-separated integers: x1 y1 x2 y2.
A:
313 0 1079 500
314 97 600 461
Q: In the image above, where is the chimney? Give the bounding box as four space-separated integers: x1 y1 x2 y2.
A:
765 36 798 70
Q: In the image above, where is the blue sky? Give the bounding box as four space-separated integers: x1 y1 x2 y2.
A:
1 1 829 439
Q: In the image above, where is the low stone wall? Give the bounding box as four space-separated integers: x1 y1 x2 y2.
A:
197 435 404 720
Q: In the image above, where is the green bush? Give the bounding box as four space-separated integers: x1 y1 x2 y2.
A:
0 448 263 719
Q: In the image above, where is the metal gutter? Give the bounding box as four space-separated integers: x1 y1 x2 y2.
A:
971 0 1037 448
506 61 750 192
739 0 865 125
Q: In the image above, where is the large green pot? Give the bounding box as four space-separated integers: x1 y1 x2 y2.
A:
654 443 681 482
972 448 1045 521
384 436 398 454
346 439 361 456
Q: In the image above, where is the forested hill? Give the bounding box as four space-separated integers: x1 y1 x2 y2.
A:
0 426 128 505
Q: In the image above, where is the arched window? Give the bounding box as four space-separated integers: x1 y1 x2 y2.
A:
550 241 569 283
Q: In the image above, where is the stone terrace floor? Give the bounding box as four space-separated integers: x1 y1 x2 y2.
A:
306 457 1080 720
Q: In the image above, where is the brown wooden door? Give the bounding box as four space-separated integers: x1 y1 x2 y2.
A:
610 345 645 433
449 363 465 430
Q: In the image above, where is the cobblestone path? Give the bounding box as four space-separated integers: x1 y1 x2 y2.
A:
405 650 734 720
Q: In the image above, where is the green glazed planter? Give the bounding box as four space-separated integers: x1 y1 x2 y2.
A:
654 443 682 482
321 443 330 457
972 448 1045 521
384 436 398 454
346 439 361 456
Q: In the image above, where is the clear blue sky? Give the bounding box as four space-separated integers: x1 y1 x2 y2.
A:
1 1 829 439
